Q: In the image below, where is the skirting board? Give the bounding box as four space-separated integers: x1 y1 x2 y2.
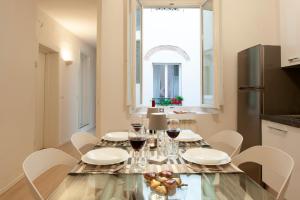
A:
0 173 24 196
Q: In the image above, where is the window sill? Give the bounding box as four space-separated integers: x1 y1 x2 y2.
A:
130 106 221 120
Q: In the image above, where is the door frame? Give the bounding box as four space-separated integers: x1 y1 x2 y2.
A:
35 44 58 150
78 52 91 129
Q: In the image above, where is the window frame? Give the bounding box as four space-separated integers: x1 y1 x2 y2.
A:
135 1 143 106
126 0 223 111
200 0 223 109
126 0 143 107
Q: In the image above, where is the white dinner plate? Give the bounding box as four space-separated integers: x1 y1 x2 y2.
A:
102 132 128 142
175 130 203 142
182 148 231 166
82 148 129 165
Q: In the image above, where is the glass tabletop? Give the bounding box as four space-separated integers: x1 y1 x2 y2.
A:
48 173 275 200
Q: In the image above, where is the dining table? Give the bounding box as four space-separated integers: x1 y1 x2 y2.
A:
48 133 276 200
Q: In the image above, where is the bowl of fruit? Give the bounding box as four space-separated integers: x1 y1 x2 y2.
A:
143 171 187 197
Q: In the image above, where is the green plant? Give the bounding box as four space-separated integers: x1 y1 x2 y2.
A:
158 98 172 106
175 96 184 101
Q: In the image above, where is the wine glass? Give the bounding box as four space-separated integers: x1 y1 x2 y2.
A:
167 119 180 158
168 119 180 129
128 125 147 172
130 117 144 132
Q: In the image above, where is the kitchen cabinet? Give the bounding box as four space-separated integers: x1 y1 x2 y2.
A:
280 0 300 67
262 120 300 200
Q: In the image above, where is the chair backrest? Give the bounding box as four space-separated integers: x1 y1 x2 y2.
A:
232 146 294 200
71 132 99 155
206 130 243 157
23 148 77 200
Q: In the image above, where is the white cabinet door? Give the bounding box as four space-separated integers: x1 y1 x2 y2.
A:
262 120 288 194
262 120 300 200
280 0 300 67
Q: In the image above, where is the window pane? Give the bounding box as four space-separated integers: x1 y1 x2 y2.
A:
136 8 142 84
168 64 180 98
135 2 142 104
142 8 201 106
202 0 214 105
153 64 165 98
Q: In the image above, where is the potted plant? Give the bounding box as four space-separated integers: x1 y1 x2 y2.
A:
171 96 184 106
161 98 172 106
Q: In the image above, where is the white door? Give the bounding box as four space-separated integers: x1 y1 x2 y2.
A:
35 52 46 149
79 53 90 128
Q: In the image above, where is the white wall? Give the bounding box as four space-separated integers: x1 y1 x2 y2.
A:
37 10 97 145
195 0 280 139
98 0 130 136
142 9 201 107
97 0 279 138
0 2 97 193
0 0 37 193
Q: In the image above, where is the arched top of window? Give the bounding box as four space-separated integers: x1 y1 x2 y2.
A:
144 45 191 61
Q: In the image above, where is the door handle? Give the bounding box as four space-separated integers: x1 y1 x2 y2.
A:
239 86 264 90
268 126 288 134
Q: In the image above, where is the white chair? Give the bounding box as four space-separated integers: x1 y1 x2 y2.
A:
206 130 243 157
232 146 294 200
71 132 99 155
23 148 78 200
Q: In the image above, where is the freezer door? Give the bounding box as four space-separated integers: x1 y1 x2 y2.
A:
237 89 262 150
238 45 263 88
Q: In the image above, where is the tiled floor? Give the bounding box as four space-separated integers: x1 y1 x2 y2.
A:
0 129 95 200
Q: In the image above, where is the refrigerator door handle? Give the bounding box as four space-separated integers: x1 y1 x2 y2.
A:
239 86 264 90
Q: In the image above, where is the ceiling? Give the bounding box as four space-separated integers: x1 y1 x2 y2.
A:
142 0 203 7
37 0 203 46
38 0 98 47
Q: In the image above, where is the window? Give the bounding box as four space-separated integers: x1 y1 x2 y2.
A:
135 1 142 105
202 1 214 105
153 63 181 99
142 8 200 107
126 0 222 109
201 0 223 108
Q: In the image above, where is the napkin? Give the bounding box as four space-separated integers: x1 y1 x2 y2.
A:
148 156 168 164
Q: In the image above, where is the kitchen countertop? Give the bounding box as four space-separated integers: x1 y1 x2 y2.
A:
261 114 300 128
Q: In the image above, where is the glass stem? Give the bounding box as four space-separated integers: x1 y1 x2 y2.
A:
172 139 175 153
134 150 139 166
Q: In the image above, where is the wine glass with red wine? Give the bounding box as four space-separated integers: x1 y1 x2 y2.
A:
167 119 180 158
128 125 147 172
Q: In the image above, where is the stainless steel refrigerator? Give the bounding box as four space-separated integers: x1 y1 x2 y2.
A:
237 45 300 184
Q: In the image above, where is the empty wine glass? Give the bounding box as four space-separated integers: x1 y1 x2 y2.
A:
130 117 144 132
167 119 180 158
128 125 147 173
